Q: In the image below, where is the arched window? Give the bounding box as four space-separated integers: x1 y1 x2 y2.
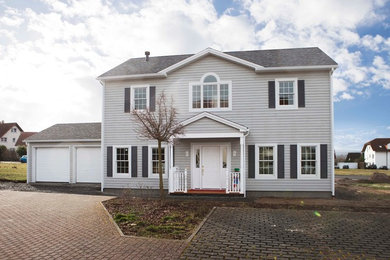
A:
189 73 232 111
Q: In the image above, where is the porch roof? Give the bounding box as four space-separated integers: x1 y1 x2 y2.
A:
177 112 249 139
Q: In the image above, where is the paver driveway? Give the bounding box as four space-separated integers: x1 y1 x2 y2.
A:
181 207 390 259
0 190 185 259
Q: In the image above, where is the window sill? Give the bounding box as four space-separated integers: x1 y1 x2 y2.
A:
255 175 277 180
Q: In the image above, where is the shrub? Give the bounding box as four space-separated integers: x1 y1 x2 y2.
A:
0 145 6 161
342 165 349 169
379 166 388 170
1 149 18 161
367 164 377 169
16 146 27 157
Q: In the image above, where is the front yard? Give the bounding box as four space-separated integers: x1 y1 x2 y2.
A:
335 168 390 176
0 162 26 182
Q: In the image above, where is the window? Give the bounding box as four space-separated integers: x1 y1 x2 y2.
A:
255 144 277 179
195 148 200 168
298 144 320 179
12 138 16 142
1 137 7 142
131 86 149 110
11 128 17 133
113 147 131 178
189 73 232 111
275 78 298 109
149 146 168 178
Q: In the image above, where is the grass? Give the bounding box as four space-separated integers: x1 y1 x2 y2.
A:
355 183 390 190
335 169 390 176
0 162 27 182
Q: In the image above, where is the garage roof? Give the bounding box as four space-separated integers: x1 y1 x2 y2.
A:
25 123 101 142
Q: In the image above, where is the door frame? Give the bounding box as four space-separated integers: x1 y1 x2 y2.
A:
190 142 231 189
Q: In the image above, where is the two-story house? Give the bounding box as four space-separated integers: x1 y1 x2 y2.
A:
362 138 390 168
0 122 24 150
25 47 337 197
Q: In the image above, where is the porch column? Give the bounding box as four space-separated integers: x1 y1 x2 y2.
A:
168 142 174 193
240 135 246 195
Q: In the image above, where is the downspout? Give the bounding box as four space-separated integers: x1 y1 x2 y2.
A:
330 68 335 197
99 80 105 192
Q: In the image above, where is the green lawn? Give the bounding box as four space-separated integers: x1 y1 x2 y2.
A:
335 168 390 176
0 162 27 182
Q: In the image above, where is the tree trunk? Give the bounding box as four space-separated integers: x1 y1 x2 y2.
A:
158 140 165 200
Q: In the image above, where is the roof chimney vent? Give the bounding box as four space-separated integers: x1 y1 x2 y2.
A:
145 51 150 61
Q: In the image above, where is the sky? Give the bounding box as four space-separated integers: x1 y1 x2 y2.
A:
0 0 389 153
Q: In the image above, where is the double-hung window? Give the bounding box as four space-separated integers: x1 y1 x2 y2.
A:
275 78 298 109
131 86 149 111
189 73 231 111
113 146 131 178
1 137 7 142
298 144 319 179
149 146 167 178
255 144 277 179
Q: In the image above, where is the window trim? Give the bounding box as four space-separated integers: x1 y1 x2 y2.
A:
189 72 232 112
255 144 278 179
148 145 168 178
113 145 132 178
275 78 298 110
130 85 150 111
297 143 320 179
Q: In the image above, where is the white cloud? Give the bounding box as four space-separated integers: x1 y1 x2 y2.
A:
0 0 389 131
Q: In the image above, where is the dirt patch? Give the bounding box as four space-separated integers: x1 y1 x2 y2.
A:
337 177 390 200
103 197 246 240
370 172 390 183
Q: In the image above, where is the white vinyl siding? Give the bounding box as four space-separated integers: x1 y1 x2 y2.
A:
103 55 332 191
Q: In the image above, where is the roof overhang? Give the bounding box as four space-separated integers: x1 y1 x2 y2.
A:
255 65 338 72
25 139 101 143
97 73 167 81
180 112 249 133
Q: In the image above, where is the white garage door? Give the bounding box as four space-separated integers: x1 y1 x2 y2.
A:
36 147 70 182
76 147 101 183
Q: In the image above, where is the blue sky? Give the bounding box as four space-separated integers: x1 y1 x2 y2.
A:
0 0 389 153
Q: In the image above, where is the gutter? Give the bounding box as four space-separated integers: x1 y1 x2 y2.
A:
255 65 338 73
97 73 167 81
25 139 101 143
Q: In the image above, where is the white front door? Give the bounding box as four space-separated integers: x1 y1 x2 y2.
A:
192 143 230 189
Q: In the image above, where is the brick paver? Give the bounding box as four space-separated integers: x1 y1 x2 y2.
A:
0 190 185 259
181 207 390 259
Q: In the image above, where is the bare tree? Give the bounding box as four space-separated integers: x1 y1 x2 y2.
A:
132 92 184 199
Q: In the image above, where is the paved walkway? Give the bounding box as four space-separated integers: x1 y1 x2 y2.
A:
0 190 185 259
181 207 390 259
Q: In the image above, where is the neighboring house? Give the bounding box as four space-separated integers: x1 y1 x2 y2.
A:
26 47 338 197
25 123 101 183
0 122 23 150
362 138 390 168
345 152 362 162
15 132 37 147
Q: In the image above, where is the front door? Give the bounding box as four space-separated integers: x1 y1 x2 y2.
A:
192 143 230 189
202 146 221 189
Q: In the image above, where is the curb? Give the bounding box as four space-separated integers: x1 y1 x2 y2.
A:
99 201 124 236
186 206 216 243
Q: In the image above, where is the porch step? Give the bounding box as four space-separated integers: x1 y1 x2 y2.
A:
170 189 244 198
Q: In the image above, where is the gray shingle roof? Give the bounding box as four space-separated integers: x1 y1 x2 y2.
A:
99 47 337 78
25 123 101 142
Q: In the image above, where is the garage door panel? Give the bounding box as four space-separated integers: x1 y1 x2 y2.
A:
36 148 70 182
76 147 101 183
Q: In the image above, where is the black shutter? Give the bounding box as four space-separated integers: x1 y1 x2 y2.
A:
277 145 284 179
298 80 305 108
124 88 130 113
172 146 175 167
131 146 137 177
107 146 113 177
142 146 148 177
268 81 275 108
149 86 156 112
290 145 297 179
320 144 328 179
248 145 255 178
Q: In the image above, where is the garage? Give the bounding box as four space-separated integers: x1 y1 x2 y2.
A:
25 123 101 184
75 147 101 183
36 147 70 182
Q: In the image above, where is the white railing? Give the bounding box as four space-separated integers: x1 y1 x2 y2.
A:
226 170 241 193
172 168 188 193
